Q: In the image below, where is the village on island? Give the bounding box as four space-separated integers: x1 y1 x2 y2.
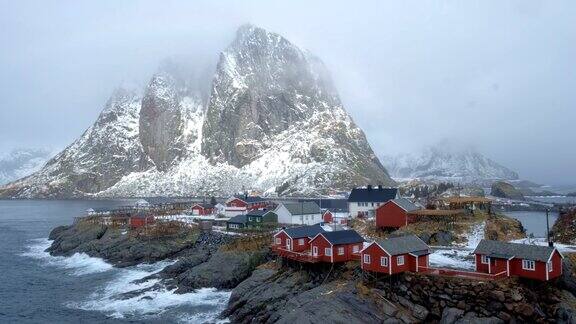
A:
81 184 571 283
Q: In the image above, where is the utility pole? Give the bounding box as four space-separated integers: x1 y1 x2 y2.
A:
546 208 552 247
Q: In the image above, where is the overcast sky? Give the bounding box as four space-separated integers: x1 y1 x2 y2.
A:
1 0 575 185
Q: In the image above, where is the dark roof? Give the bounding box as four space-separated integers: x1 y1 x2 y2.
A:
246 210 275 217
299 198 349 212
193 203 214 209
227 214 248 224
319 230 364 245
283 224 326 238
389 198 419 212
282 202 321 215
348 187 398 203
376 235 429 255
234 195 267 203
474 239 557 262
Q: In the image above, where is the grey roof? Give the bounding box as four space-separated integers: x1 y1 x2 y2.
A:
376 235 430 256
348 187 398 203
284 224 326 239
227 214 248 224
193 203 214 209
246 210 275 217
474 239 557 262
282 202 321 215
389 198 419 212
320 230 364 245
234 195 268 203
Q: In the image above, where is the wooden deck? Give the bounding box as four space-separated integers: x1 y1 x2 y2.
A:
419 267 508 280
272 246 320 263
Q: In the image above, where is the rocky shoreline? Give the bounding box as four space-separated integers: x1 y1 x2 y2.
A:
46 220 576 323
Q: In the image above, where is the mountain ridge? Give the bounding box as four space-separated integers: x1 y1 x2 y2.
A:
0 24 394 198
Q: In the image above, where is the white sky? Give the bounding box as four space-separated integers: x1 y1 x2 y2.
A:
0 0 575 185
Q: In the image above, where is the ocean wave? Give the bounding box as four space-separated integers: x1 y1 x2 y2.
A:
20 238 113 276
68 261 231 322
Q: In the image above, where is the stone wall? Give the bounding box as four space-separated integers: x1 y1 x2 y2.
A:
368 272 567 323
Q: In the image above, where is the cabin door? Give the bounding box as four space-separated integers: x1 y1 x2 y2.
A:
312 246 318 257
286 239 291 250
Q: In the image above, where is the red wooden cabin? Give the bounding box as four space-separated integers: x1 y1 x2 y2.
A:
129 215 155 228
375 198 419 229
322 210 333 223
309 230 364 263
474 240 563 281
361 235 430 275
273 224 326 253
191 203 215 215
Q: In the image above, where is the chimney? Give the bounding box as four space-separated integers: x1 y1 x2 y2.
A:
549 241 554 247
367 185 372 190
378 185 383 190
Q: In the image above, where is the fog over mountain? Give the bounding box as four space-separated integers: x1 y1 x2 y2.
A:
1 1 575 186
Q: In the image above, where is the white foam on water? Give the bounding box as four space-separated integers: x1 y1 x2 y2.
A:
68 260 231 321
20 238 113 276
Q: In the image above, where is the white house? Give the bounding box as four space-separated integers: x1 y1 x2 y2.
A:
275 202 322 225
347 185 398 218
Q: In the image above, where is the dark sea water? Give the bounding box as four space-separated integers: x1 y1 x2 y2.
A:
0 200 230 324
503 210 559 238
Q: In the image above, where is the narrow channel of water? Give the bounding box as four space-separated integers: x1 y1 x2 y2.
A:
503 210 559 238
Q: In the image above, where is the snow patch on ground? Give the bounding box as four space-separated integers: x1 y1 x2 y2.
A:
429 222 486 270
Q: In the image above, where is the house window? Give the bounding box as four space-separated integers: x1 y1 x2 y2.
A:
325 248 332 256
381 257 388 267
256 218 261 222
338 247 344 255
275 237 281 245
548 261 553 272
299 238 305 246
363 254 371 264
522 260 535 271
352 245 359 253
397 255 405 266
481 255 489 264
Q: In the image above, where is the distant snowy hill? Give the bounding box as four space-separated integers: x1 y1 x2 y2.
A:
0 149 53 185
382 144 518 183
0 24 393 198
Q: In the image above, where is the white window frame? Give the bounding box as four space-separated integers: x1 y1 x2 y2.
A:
381 256 388 267
397 255 405 266
338 247 344 255
325 248 332 256
363 254 371 264
522 259 535 271
548 260 553 272
352 245 359 253
481 255 489 264
275 237 281 245
298 238 305 246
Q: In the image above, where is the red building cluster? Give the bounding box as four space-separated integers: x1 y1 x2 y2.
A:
272 226 564 282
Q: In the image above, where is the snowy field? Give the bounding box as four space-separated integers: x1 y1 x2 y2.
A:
428 222 485 270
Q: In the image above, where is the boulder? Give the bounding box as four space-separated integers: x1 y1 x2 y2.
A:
440 307 464 324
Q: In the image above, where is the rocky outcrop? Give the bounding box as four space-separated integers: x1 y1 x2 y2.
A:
491 181 525 200
46 222 200 267
552 208 576 244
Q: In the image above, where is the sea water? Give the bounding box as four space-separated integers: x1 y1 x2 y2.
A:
0 200 230 323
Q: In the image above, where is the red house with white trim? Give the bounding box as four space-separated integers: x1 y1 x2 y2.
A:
191 203 215 215
273 225 326 253
322 210 333 223
473 240 563 281
309 230 364 263
376 198 419 229
361 235 430 274
129 214 155 228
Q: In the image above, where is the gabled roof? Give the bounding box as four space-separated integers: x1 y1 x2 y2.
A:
348 187 398 203
375 235 429 256
227 214 248 224
388 198 419 212
283 224 326 239
281 202 321 215
317 230 364 245
230 195 268 204
246 210 275 217
192 203 214 209
474 239 559 262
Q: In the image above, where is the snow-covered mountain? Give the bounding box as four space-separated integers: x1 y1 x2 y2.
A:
0 24 393 198
382 144 518 183
0 148 53 185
